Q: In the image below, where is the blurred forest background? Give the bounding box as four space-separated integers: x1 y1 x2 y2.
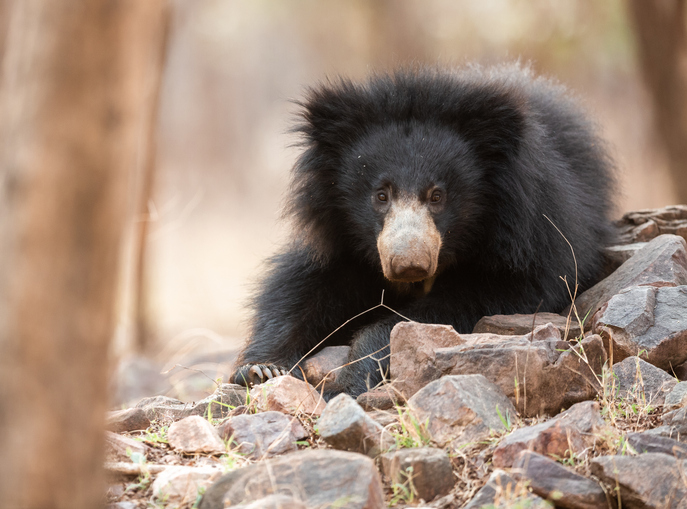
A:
132 0 677 372
3 1 687 507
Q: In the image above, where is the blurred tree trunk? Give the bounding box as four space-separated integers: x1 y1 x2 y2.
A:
627 0 687 203
132 5 171 352
0 1 168 508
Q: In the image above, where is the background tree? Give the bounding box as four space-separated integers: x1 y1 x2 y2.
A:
0 1 168 507
628 0 687 203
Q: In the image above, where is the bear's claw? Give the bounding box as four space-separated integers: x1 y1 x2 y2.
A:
233 363 288 386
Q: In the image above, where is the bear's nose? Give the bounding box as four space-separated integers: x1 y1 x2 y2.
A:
390 256 431 282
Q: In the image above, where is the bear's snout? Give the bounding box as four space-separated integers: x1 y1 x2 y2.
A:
376 198 442 282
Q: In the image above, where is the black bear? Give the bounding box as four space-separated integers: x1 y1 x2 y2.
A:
232 64 615 397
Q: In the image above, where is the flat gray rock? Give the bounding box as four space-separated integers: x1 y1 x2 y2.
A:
594 286 687 371
626 432 687 459
572 234 687 323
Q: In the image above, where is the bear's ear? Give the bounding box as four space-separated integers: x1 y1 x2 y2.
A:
443 88 527 162
294 80 373 158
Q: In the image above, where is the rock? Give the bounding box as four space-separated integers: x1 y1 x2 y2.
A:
168 416 225 455
661 407 687 438
390 319 602 415
199 449 384 509
318 394 394 457
464 470 549 509
216 411 306 459
591 453 687 509
604 242 648 270
593 286 687 371
231 495 307 509
473 313 581 339
615 205 687 244
135 395 195 422
356 387 402 410
152 466 221 505
610 356 677 405
366 409 398 427
512 450 607 509
407 375 516 449
107 502 137 509
643 424 687 442
626 432 687 458
301 345 350 388
572 234 687 325
666 382 687 409
390 321 464 398
249 376 326 416
435 333 607 417
190 384 248 419
493 401 604 468
106 407 150 433
104 431 149 462
380 447 454 502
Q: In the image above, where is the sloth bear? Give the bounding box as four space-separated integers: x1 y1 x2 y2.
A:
232 64 615 397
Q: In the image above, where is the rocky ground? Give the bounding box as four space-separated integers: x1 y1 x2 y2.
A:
106 205 687 509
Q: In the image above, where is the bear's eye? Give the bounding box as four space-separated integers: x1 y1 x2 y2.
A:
430 190 443 203
376 192 388 202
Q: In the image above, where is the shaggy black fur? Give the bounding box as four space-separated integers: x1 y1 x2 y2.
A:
232 64 615 397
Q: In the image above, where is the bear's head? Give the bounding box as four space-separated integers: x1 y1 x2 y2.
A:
289 69 527 281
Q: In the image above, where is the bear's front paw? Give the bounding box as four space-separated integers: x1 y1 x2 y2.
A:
232 363 289 386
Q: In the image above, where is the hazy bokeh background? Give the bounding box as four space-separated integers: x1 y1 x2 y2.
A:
115 0 677 398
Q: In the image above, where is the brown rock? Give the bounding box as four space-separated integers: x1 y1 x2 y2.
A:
591 453 687 509
318 394 394 457
216 411 306 459
473 313 581 339
106 407 150 433
168 415 225 455
381 447 454 502
249 375 326 416
104 431 149 462
464 470 549 509
610 356 677 405
594 286 687 372
390 322 464 398
436 333 606 417
301 345 350 388
512 450 608 509
572 234 687 325
615 205 687 244
407 374 516 449
493 401 604 468
199 449 384 509
356 387 403 411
